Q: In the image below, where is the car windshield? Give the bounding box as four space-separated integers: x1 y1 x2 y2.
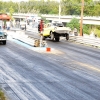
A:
52 23 64 27
0 27 3 31
0 25 3 29
0 30 4 35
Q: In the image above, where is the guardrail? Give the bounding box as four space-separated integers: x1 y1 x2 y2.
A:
7 29 100 49
12 13 100 25
15 32 100 48
11 30 47 47
69 35 100 48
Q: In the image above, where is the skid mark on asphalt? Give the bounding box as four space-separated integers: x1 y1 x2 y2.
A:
62 56 100 74
74 61 100 72
9 37 99 72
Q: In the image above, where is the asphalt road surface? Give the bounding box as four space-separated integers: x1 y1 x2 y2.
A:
0 36 100 100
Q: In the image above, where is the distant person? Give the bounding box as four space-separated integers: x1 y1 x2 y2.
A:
73 28 78 36
25 24 26 31
27 20 29 25
95 34 97 38
6 20 10 30
38 19 44 34
12 20 15 27
90 31 95 37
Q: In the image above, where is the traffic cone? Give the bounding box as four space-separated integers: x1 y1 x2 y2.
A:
46 47 51 52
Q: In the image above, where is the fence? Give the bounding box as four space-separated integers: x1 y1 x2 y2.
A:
8 29 100 49
11 30 47 47
69 35 100 48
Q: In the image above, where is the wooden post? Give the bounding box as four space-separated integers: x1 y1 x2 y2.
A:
80 0 84 36
59 0 61 22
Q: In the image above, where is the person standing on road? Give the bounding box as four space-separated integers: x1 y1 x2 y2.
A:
73 28 78 36
38 19 44 34
6 20 11 30
38 19 44 47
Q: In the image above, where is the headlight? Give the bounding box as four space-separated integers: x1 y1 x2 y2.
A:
54 27 57 30
4 32 7 35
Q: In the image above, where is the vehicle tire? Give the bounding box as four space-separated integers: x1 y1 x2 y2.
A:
55 36 60 42
42 36 45 40
50 31 54 41
66 34 69 40
74 32 78 36
3 41 6 45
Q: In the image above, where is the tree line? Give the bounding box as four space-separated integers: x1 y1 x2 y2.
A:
0 0 100 37
0 0 100 16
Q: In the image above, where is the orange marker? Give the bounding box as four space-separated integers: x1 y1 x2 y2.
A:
46 48 51 52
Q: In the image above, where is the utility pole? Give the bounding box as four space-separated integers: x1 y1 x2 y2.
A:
80 0 84 36
18 2 21 22
59 0 61 22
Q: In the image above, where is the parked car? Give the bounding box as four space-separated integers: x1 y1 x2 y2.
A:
42 22 71 42
0 29 7 45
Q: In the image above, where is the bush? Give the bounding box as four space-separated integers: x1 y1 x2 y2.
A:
94 29 100 38
83 25 90 35
0 90 6 100
96 25 100 30
66 18 80 30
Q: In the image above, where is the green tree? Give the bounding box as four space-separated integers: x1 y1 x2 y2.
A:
61 0 81 15
83 25 90 35
93 3 100 16
9 6 14 20
0 0 100 16
66 18 80 30
83 0 95 16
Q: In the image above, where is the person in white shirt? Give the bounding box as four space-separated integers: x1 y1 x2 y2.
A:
6 20 10 30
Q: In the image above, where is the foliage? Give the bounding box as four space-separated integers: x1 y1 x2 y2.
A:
0 0 100 16
94 29 100 38
0 90 6 100
66 18 80 30
66 18 94 35
83 25 90 35
9 6 14 20
0 0 100 36
61 0 81 15
96 25 100 30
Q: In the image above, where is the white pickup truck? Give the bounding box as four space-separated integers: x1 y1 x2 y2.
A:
42 22 71 42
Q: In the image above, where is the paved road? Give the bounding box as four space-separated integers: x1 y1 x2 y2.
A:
0 36 100 100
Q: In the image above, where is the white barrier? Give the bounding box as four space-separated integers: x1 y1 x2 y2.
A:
11 30 47 47
69 36 100 48
7 30 100 48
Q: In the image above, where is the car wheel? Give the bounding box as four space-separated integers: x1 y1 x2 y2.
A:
42 36 45 40
3 41 6 45
55 36 60 42
66 34 69 40
50 32 54 41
